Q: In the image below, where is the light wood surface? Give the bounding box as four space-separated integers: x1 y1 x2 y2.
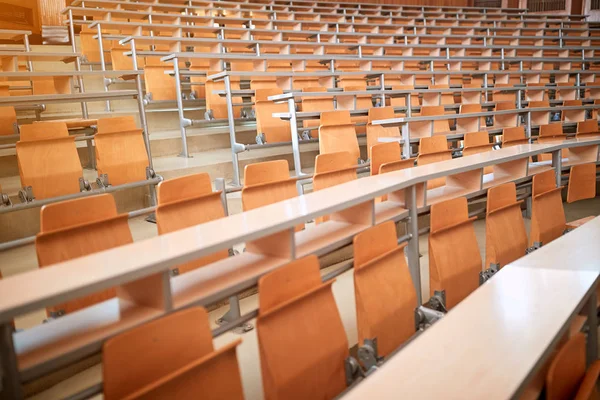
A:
318 110 360 162
567 163 598 203
95 129 149 186
0 106 17 136
530 169 567 246
546 333 587 400
255 88 290 143
342 266 599 400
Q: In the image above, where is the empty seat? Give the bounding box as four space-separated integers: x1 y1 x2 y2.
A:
255 88 290 143
302 86 334 137
493 83 516 104
417 136 453 189
428 197 481 310
460 83 482 104
485 183 528 269
353 221 417 357
502 126 529 147
456 103 485 133
567 163 597 204
318 110 361 162
95 117 149 186
32 76 71 96
16 122 84 200
409 105 449 139
422 84 453 106
556 82 577 101
463 131 494 157
103 307 244 400
339 86 371 134
537 123 567 161
366 107 401 159
525 83 547 102
0 106 17 136
546 333 588 400
257 255 349 399
35 194 132 316
492 101 518 129
529 100 551 126
205 72 242 120
312 151 357 223
156 173 229 275
390 85 420 108
562 100 585 123
144 65 178 102
576 119 600 139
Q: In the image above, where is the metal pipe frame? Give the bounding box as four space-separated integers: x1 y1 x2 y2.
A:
68 9 89 119
224 74 243 187
129 38 153 171
171 57 191 158
96 23 112 112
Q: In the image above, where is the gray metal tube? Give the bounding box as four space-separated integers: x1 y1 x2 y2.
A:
68 9 89 119
224 74 242 187
405 185 422 306
130 39 153 170
287 97 305 176
172 58 190 158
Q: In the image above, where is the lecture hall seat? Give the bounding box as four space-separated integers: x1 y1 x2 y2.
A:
256 255 349 400
254 88 290 143
103 307 244 400
428 197 481 310
143 65 179 102
156 173 229 275
409 105 450 139
366 106 401 159
35 194 133 316
312 151 357 223
318 110 361 162
529 100 551 126
456 103 486 133
16 122 84 200
576 119 600 139
485 182 528 269
353 221 418 357
501 126 530 147
204 71 242 120
536 123 568 162
340 85 372 134
95 117 150 186
562 100 586 123
0 106 17 136
491 101 519 129
417 136 453 189
301 86 334 138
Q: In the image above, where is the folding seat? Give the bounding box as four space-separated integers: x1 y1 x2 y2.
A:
35 194 133 317
318 110 361 162
567 163 597 204
366 107 401 159
371 142 414 177
189 60 210 100
546 333 599 400
94 117 150 186
143 65 178 102
301 87 334 138
0 106 17 136
422 84 454 106
576 119 600 139
312 151 357 224
390 85 420 109
32 76 71 96
501 126 529 147
562 100 585 123
110 47 141 71
257 255 349 400
556 82 577 101
456 104 486 133
485 182 528 269
79 25 111 64
103 307 244 400
16 122 84 200
254 88 290 144
492 83 516 104
156 173 229 275
353 221 417 357
536 123 567 162
529 100 551 126
337 86 371 134
525 83 547 102
417 136 452 189
530 169 593 247
409 105 450 139
460 83 482 105
428 197 481 310
204 71 242 120
491 101 519 129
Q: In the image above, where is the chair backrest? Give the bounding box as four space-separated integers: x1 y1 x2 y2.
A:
485 182 528 268
525 83 546 101
301 86 333 112
428 197 481 310
461 83 482 104
390 85 419 108
156 173 229 275
205 71 242 119
319 110 361 162
313 151 357 224
493 83 516 103
563 100 585 123
97 116 137 134
36 194 133 315
494 101 518 128
463 131 493 156
457 103 485 133
95 120 149 186
257 255 349 400
529 100 551 126
574 360 600 400
546 333 587 400
539 123 566 140
0 106 17 136
556 82 577 101
366 107 400 159
255 88 290 143
16 123 82 200
576 119 600 138
417 136 452 189
409 105 448 139
338 85 372 110
144 65 178 101
530 169 566 246
371 142 403 176
353 221 417 357
502 126 529 147
567 163 597 204
103 307 244 400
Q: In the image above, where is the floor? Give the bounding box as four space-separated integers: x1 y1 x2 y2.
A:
3 197 599 399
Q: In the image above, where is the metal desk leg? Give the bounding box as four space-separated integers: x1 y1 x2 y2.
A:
586 289 598 367
224 75 242 187
401 123 411 159
0 322 22 399
551 149 562 188
172 59 190 159
287 97 305 177
405 185 422 306
68 10 88 120
96 24 111 112
130 40 152 170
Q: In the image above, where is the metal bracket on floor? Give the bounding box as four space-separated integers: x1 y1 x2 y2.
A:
79 177 92 192
216 295 254 334
181 117 193 128
479 264 499 285
423 290 447 314
232 142 247 154
96 173 110 188
256 133 266 145
357 338 382 373
143 92 153 105
526 242 542 254
344 356 365 386
415 304 445 331
204 110 214 120
18 186 34 203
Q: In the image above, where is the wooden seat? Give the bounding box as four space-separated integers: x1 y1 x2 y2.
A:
312 151 357 224
530 169 573 246
546 333 587 400
156 173 229 275
366 106 401 159
525 83 547 102
492 101 518 129
529 100 551 126
562 100 585 123
353 221 417 357
390 85 419 108
417 136 453 189
339 85 371 134
409 105 449 139
257 255 349 400
32 77 71 95
318 110 361 162
502 126 529 147
556 82 577 101
485 182 528 269
576 119 600 139
103 307 244 400
567 163 597 204
493 83 516 104
302 86 334 137
456 103 485 133
422 84 453 106
144 65 178 102
95 117 149 186
205 72 242 119
537 123 567 161
255 88 290 143
36 194 132 316
574 360 600 400
0 106 17 136
16 122 83 200
461 83 482 104
428 197 481 310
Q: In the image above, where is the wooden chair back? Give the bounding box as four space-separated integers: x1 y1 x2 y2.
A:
301 86 334 135
556 82 577 101
409 105 448 139
502 126 529 147
567 163 597 204
257 255 348 400
417 136 452 189
457 103 485 133
422 84 453 106
318 110 361 162
144 65 178 101
428 197 481 310
485 182 528 268
255 88 290 143
461 83 482 104
546 333 587 400
493 83 516 103
493 101 518 128
563 100 585 123
97 116 138 134
530 169 566 246
0 106 17 136
525 83 547 102
205 72 242 119
576 119 600 138
36 194 132 315
312 151 357 224
574 360 600 400
32 77 71 95
156 173 229 274
366 106 400 159
353 221 417 357
20 121 69 141
529 100 551 126
103 307 244 400
390 85 419 108
537 123 567 161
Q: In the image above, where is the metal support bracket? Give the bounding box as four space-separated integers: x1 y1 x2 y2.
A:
215 295 254 334
255 133 266 145
79 177 91 192
357 338 381 371
526 242 542 254
1 193 12 207
232 142 247 154
18 186 34 203
415 305 445 331
146 167 156 180
344 356 364 386
424 290 447 313
96 173 110 188
479 264 499 285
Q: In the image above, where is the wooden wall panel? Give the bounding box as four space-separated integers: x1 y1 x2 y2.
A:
0 0 40 34
330 0 473 4
38 0 64 26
